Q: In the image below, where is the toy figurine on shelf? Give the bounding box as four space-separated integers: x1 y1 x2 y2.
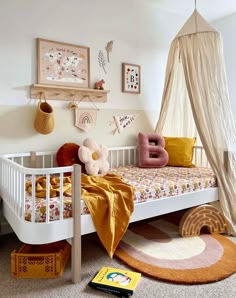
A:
94 79 105 90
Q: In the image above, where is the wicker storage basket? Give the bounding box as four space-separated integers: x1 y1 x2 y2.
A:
34 97 54 135
11 240 71 279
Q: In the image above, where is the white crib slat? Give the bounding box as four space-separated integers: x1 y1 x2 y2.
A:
12 167 15 208
8 165 10 205
46 174 50 223
51 154 54 167
4 163 8 201
20 173 25 219
0 161 2 192
12 168 15 208
31 175 36 223
42 156 45 168
59 172 64 220
10 167 13 207
111 153 113 168
5 163 8 202
15 171 19 215
3 163 6 192
9 166 12 207
194 149 197 165
3 162 5 195
116 151 118 167
13 168 17 212
200 148 203 166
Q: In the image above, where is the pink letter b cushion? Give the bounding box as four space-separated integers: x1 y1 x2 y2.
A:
138 132 169 168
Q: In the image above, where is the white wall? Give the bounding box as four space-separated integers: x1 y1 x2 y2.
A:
0 106 161 152
213 13 236 119
0 0 188 153
4 1 236 153
0 0 186 110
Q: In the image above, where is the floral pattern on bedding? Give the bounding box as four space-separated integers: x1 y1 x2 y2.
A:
24 195 90 222
24 166 216 222
108 166 217 203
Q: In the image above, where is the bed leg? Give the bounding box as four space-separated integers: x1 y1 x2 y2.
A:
179 204 228 237
71 164 81 283
72 235 81 283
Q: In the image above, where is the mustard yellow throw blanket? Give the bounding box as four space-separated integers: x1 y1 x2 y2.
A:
25 173 134 258
81 173 134 258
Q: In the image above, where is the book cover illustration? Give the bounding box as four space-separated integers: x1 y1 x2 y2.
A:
89 266 141 296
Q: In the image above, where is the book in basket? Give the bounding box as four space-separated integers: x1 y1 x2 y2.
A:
88 266 141 297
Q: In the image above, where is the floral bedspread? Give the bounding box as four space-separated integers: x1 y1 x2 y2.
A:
24 166 217 222
108 166 217 203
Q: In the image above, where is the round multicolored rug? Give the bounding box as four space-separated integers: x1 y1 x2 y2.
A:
115 218 236 284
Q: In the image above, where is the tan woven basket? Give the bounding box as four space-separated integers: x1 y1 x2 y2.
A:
34 95 54 135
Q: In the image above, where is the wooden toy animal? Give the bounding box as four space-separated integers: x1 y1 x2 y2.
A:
95 79 105 90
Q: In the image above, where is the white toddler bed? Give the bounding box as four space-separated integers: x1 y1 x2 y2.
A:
0 146 219 283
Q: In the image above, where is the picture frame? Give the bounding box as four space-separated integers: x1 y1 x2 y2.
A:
37 38 90 88
122 63 141 94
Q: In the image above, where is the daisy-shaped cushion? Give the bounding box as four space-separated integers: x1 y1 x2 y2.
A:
78 138 109 175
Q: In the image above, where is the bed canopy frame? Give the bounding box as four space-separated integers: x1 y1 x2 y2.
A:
155 5 236 235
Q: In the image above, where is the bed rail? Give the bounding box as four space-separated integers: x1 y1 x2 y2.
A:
0 155 73 221
2 145 208 169
108 146 137 167
0 152 82 245
0 145 209 242
0 151 79 244
108 145 210 168
3 151 57 168
0 146 209 215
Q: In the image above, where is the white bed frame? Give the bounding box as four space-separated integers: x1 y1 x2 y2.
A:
0 146 218 283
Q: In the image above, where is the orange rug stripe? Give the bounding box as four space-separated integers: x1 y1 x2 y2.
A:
115 222 236 284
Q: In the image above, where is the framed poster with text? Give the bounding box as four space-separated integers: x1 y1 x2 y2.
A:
37 38 90 88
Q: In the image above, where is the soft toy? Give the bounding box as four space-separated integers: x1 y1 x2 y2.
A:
138 132 169 168
56 143 86 175
78 138 109 175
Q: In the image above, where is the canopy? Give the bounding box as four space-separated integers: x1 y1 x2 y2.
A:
155 9 236 235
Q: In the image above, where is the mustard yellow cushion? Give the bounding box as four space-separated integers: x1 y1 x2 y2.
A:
164 137 196 167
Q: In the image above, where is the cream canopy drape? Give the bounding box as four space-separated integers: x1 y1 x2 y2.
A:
155 9 236 235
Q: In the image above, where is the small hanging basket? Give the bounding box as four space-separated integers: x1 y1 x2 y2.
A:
34 93 55 135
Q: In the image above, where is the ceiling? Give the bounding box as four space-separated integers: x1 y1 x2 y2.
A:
146 0 236 21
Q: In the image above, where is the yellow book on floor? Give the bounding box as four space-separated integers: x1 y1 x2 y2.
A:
89 266 141 297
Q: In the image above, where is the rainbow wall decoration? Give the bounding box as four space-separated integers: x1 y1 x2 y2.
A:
75 109 97 132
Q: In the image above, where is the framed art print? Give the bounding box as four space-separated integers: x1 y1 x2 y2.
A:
122 63 141 94
37 38 90 88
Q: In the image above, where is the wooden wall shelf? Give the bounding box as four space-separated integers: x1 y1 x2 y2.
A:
30 84 110 102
